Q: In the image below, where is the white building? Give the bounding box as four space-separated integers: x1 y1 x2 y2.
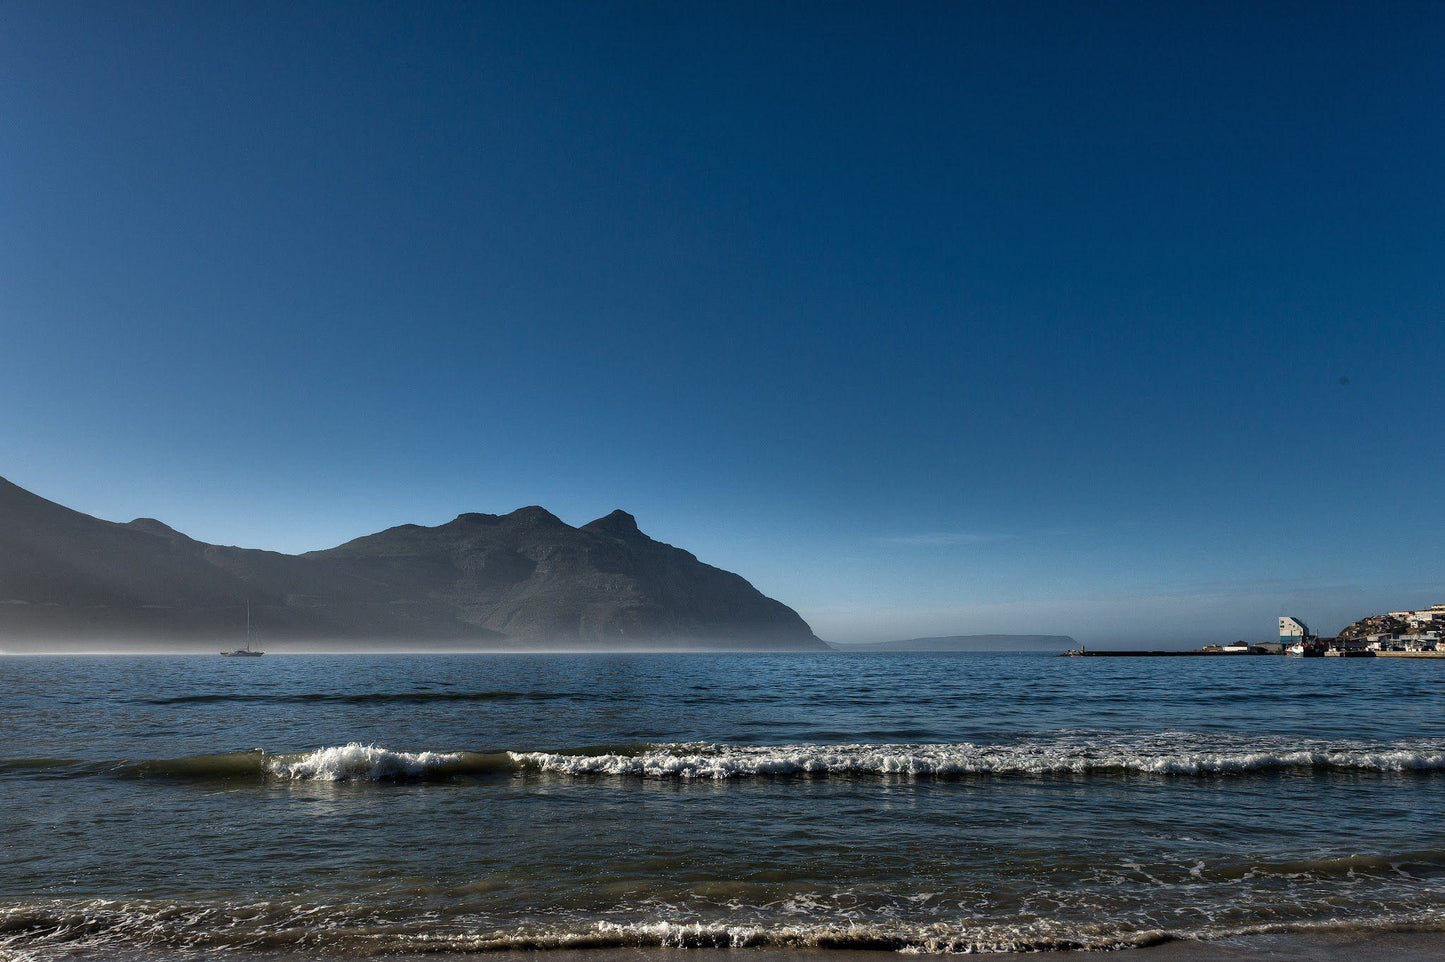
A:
1279 616 1310 642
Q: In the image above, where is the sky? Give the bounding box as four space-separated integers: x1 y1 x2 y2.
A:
2 1 1442 645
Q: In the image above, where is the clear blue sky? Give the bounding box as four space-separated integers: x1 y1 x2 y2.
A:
2 2 1441 644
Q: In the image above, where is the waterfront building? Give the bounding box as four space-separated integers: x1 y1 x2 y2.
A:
1279 616 1310 645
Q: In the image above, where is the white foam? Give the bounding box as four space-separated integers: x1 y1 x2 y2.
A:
5 897 1445 956
265 743 463 781
239 735 1445 783
509 739 1445 779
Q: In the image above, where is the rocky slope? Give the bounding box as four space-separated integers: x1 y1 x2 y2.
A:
1337 613 1410 640
0 477 822 650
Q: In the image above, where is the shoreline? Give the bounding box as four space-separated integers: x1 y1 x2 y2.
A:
32 931 1445 961
505 932 1445 960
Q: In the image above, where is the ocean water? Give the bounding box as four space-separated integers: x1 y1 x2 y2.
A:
2 652 1444 958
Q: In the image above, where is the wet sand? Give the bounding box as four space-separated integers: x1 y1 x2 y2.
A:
1134 930 1445 960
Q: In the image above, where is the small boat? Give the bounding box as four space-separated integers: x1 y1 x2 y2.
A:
221 603 264 657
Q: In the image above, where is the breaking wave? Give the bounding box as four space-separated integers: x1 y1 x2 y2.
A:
265 744 475 781
508 737 1445 779
6 735 1445 784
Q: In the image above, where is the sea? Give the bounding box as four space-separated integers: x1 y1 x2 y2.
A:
2 651 1445 959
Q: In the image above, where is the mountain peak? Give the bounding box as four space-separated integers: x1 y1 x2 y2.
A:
583 509 640 536
503 505 566 527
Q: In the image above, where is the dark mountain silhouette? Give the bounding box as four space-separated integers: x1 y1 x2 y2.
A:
0 477 822 650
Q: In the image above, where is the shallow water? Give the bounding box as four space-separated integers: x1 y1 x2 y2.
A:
2 652 1444 957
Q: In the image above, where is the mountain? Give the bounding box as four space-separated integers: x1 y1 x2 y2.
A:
0 477 823 651
831 634 1077 653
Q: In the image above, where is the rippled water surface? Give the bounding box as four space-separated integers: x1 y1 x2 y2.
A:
3 652 1445 957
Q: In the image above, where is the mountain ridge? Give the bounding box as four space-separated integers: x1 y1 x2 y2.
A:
0 477 823 651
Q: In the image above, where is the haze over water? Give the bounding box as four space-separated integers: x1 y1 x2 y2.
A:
4 652 1444 958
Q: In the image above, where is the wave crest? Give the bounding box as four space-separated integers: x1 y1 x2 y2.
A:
510 739 1445 779
265 743 468 781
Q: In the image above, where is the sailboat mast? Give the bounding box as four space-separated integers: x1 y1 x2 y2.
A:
246 601 252 650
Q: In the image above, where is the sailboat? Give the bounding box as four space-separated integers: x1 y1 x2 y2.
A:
221 602 264 657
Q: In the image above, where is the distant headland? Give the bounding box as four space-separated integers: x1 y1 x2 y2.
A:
0 477 824 652
830 634 1078 653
